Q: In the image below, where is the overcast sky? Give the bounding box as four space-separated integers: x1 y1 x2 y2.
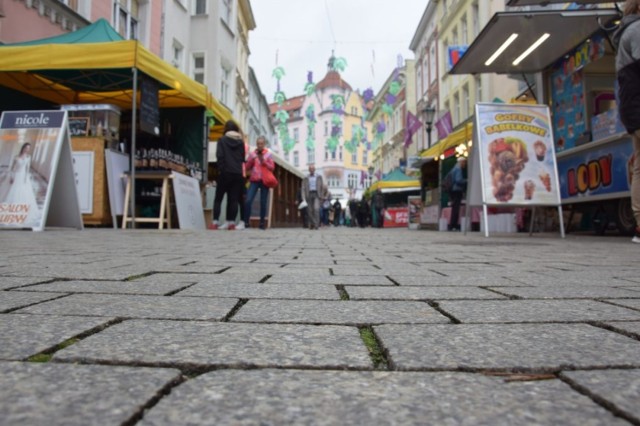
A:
248 0 428 102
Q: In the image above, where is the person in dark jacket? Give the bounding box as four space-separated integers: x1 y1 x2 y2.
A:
613 0 640 243
372 189 385 228
209 120 246 230
448 157 467 231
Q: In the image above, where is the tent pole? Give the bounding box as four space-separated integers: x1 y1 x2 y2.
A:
130 67 138 228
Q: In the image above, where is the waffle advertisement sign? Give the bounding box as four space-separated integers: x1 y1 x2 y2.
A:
473 103 561 206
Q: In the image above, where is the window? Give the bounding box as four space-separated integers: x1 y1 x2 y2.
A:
325 149 328 161
293 151 299 167
453 93 460 125
348 173 357 189
351 151 357 164
331 150 336 160
221 0 232 25
113 0 138 40
351 106 357 115
362 150 368 166
172 40 183 69
293 128 299 142
463 84 470 120
307 148 315 164
220 65 230 105
429 44 437 84
475 75 482 102
339 146 343 161
192 53 205 84
324 121 328 136
421 57 428 95
461 15 468 45
194 0 207 15
452 28 458 46
472 3 479 37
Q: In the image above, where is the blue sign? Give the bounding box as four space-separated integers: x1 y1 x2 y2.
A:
557 136 634 201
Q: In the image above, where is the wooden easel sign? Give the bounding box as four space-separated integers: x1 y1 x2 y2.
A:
0 110 82 231
468 103 564 237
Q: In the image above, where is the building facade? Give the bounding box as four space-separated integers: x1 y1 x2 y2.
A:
270 57 373 202
369 61 418 180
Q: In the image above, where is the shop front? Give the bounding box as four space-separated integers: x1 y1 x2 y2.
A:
451 5 629 234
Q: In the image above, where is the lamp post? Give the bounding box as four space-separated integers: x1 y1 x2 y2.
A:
367 165 374 187
422 105 436 149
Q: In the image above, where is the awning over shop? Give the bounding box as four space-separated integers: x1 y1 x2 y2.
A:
370 168 420 193
449 9 620 75
420 123 473 160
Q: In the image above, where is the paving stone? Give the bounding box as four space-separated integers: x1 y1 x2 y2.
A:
603 321 640 337
0 314 114 360
345 285 505 300
0 291 64 312
561 369 640 421
510 275 634 286
0 361 180 426
139 369 626 426
0 277 54 290
132 272 268 285
603 298 640 311
487 286 640 299
14 280 192 295
389 275 523 286
375 324 640 370
232 300 449 325
175 282 340 299
54 320 370 369
266 274 394 285
438 300 640 323
16 294 238 320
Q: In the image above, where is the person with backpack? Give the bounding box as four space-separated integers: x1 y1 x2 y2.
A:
447 157 467 231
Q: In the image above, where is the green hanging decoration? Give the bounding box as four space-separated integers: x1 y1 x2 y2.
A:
275 110 289 124
331 57 348 73
389 81 401 96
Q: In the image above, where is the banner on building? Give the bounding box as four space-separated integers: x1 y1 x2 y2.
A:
0 110 82 231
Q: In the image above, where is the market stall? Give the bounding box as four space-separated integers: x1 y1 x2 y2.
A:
419 123 473 229
369 169 420 228
450 5 629 235
0 19 233 227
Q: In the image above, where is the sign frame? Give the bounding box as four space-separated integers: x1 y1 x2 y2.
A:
467 103 564 237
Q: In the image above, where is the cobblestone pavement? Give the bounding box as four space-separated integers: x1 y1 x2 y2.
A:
1 228 639 425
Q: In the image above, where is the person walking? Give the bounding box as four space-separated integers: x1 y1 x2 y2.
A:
448 157 467 231
209 120 245 230
614 0 640 243
372 188 385 228
244 136 275 230
301 164 324 230
332 198 342 226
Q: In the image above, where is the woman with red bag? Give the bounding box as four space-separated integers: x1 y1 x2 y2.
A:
244 136 275 229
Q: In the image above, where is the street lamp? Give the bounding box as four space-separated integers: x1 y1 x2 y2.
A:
422 105 436 149
367 165 374 187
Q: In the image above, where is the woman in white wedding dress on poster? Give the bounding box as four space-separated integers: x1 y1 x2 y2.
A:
1 142 42 225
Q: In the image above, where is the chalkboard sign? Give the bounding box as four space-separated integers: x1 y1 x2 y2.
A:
140 76 160 135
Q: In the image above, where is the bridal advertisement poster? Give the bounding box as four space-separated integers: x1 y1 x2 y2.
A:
472 103 562 206
0 110 82 231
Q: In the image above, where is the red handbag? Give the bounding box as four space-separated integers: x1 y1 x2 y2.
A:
262 167 278 188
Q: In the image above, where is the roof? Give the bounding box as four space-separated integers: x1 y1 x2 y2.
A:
316 71 352 91
269 95 305 115
370 168 420 192
450 9 620 75
5 18 123 45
